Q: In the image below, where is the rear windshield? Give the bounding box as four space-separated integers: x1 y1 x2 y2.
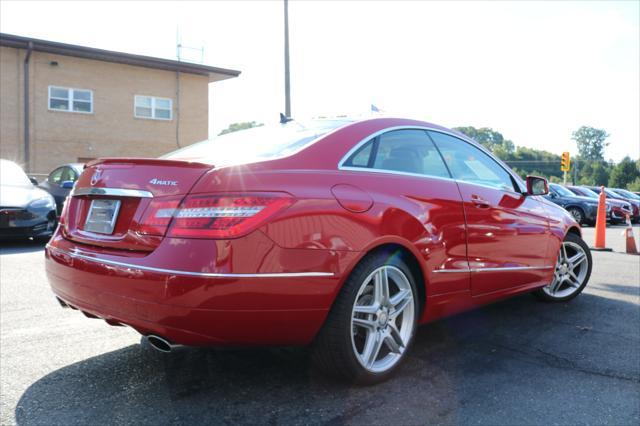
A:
162 119 351 166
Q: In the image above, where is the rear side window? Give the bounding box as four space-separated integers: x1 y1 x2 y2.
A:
343 140 374 167
428 131 516 192
48 168 64 184
343 129 450 179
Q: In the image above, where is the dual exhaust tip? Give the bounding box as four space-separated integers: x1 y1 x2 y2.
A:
146 335 181 353
57 298 180 353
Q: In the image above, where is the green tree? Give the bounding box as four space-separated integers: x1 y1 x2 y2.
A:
609 156 640 188
571 126 609 161
453 126 515 154
628 177 640 192
218 121 263 135
578 161 610 186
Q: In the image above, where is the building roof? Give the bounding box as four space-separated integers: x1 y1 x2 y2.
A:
0 33 241 82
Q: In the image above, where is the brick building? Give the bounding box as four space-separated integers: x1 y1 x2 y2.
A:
0 33 240 173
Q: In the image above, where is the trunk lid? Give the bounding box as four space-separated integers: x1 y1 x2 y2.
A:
62 158 212 251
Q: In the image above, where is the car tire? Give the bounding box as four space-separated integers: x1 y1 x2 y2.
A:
534 232 592 303
311 250 419 384
566 207 585 225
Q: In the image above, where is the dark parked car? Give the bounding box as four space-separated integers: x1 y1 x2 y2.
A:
567 185 631 224
545 183 606 226
0 159 57 240
587 186 640 223
39 163 83 215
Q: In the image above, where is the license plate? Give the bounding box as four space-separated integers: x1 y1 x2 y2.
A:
84 199 121 234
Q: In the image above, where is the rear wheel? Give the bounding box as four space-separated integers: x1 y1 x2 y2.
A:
535 232 592 302
312 251 419 384
566 207 585 225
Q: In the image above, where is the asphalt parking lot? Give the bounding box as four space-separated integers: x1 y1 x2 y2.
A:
1 226 639 426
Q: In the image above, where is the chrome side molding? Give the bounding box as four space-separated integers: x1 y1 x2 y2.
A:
72 187 154 198
433 265 553 274
47 246 334 278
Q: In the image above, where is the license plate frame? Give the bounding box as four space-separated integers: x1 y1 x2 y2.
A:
84 199 121 235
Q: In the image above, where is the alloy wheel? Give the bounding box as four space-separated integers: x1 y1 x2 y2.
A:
350 265 415 373
569 208 583 224
543 241 589 298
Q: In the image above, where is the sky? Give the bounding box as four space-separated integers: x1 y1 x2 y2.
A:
1 0 638 161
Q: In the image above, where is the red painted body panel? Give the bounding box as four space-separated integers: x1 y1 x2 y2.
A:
45 117 580 346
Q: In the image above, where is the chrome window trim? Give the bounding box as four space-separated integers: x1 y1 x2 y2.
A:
47 246 334 278
337 125 526 193
432 265 553 274
72 187 154 198
338 166 457 184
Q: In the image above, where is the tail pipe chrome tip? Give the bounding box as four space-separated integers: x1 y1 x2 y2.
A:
146 335 181 353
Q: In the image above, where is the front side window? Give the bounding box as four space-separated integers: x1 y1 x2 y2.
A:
48 86 93 113
343 129 450 179
134 96 172 120
428 131 515 192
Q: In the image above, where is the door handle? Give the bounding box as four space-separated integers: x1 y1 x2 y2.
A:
471 195 491 208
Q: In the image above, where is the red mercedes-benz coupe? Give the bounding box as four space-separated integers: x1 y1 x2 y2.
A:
45 117 592 383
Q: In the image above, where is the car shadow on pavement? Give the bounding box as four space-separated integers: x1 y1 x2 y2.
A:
0 239 47 255
14 293 640 426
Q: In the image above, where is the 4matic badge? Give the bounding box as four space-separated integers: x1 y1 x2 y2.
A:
149 178 178 186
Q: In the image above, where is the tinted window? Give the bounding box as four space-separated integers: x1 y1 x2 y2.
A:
550 184 575 197
163 120 351 166
368 130 450 178
60 167 77 183
48 168 64 184
343 139 374 167
428 131 515 191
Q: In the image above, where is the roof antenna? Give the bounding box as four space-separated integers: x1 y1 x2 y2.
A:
280 113 293 124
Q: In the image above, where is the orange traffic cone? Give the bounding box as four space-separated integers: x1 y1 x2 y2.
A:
591 186 612 251
624 214 639 255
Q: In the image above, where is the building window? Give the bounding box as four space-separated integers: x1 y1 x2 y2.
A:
134 95 172 120
48 86 93 113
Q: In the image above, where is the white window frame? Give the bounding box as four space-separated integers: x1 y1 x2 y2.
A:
134 95 173 121
48 85 94 114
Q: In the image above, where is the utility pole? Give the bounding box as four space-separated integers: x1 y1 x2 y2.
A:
284 0 291 117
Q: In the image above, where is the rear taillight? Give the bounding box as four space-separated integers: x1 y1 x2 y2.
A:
137 193 292 239
136 197 182 236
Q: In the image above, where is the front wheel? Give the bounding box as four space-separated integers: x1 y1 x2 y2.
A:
312 251 419 384
535 232 592 302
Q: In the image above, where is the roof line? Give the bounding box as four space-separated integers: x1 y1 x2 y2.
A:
0 33 240 82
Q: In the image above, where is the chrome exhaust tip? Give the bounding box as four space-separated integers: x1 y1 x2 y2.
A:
146 335 177 353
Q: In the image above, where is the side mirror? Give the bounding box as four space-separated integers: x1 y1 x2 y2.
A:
61 180 75 189
29 177 39 185
526 175 549 196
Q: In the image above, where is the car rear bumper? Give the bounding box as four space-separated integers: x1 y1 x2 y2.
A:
45 232 357 346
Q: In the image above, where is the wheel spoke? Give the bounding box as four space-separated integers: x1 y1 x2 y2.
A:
384 333 402 354
569 252 586 268
352 317 376 330
561 243 568 262
389 290 412 319
389 323 405 349
550 275 564 293
568 270 581 287
362 330 384 368
374 268 390 305
353 304 378 315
